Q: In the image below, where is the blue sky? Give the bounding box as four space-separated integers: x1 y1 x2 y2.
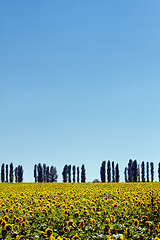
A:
1 1 160 182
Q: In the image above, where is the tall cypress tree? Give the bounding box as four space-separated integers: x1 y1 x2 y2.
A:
17 165 23 182
115 163 120 182
132 160 137 182
100 161 106 182
34 164 37 182
43 164 47 182
112 161 115 182
128 159 133 182
107 160 111 182
141 161 145 182
37 163 43 182
62 165 68 182
81 164 86 183
72 165 76 183
150 162 154 182
77 166 79 183
9 163 14 183
6 164 8 182
1 163 5 182
68 165 71 183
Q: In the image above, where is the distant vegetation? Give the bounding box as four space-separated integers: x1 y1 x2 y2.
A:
1 160 160 183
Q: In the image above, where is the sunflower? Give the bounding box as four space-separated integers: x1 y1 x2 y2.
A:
1 220 6 228
74 211 79 217
70 205 74 210
45 228 53 237
5 224 13 232
146 221 151 228
15 218 20 224
80 220 84 228
153 209 158 215
21 222 26 228
5 208 9 213
158 222 160 229
93 207 96 212
91 219 96 227
64 209 68 214
134 219 139 227
112 203 118 208
67 220 74 227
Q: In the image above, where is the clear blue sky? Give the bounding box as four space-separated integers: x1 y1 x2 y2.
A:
1 1 160 182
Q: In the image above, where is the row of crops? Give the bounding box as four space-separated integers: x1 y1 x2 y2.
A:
0 182 160 239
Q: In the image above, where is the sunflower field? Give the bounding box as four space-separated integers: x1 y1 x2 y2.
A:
0 182 160 240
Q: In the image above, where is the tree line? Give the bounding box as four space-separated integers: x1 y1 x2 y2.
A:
1 160 160 183
124 159 156 182
62 164 86 183
1 163 23 183
33 163 58 182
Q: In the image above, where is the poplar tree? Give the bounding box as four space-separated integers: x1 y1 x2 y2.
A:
1 163 5 182
43 164 47 182
150 162 154 182
112 161 115 182
132 160 137 182
6 164 8 182
72 165 76 183
62 165 68 182
141 161 145 182
68 165 71 182
128 159 133 182
10 163 14 183
81 164 86 183
46 166 50 182
115 163 120 182
100 161 106 182
34 164 37 182
17 165 23 182
77 166 79 183
107 160 111 182
37 163 43 182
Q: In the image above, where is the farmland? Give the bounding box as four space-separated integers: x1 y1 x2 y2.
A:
0 183 160 239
